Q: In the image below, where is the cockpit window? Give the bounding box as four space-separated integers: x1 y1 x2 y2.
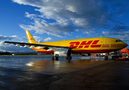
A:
116 40 123 42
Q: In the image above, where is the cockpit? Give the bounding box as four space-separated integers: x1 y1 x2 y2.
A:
116 40 123 42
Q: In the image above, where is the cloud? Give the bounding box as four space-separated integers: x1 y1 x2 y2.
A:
33 36 43 43
0 34 27 41
19 16 74 37
25 12 37 19
44 37 52 42
110 25 129 32
12 0 129 37
0 35 18 40
33 36 52 42
76 36 81 38
102 31 129 41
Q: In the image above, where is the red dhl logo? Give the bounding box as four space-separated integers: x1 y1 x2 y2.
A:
28 38 33 40
69 40 101 48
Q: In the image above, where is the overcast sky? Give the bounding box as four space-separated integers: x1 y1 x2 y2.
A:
0 0 129 52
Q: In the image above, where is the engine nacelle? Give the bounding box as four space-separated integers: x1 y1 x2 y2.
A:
54 48 69 57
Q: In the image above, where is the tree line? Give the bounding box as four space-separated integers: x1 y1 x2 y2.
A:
0 51 11 55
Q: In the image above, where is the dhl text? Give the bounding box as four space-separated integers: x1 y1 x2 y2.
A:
69 40 101 48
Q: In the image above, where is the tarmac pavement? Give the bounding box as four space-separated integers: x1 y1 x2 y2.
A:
0 56 129 90
50 61 129 90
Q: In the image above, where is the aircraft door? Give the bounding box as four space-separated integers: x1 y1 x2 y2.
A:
104 38 109 48
104 39 109 44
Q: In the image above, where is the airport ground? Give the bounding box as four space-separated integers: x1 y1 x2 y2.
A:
0 56 129 90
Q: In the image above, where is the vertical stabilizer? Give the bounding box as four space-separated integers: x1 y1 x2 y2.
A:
26 30 37 43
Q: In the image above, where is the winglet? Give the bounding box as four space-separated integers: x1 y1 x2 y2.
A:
26 30 37 43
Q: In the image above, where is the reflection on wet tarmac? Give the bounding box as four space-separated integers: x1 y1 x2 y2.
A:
0 56 112 75
0 56 114 90
1 56 129 90
26 59 111 75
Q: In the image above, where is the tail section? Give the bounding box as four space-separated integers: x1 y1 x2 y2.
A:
26 30 37 43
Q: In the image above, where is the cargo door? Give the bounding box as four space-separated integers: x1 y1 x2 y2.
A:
103 39 109 48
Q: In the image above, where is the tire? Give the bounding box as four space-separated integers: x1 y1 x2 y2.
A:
55 56 58 61
52 56 58 60
112 56 116 60
66 56 72 60
105 56 108 60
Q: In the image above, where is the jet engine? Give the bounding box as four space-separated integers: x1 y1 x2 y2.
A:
54 48 69 57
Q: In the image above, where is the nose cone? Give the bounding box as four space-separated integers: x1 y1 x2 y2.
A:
124 42 128 48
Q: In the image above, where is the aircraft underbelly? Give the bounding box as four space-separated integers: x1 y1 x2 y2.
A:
31 47 118 54
72 49 118 53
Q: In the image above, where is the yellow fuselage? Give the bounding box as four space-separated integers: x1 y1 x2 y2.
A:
30 37 128 54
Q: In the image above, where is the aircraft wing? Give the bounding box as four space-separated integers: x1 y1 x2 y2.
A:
4 41 73 49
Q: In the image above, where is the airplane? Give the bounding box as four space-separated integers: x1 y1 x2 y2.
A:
4 30 128 60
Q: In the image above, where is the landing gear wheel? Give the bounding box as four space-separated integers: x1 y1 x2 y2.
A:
105 56 108 60
66 56 71 63
56 56 58 61
52 56 58 60
66 56 72 60
112 56 116 60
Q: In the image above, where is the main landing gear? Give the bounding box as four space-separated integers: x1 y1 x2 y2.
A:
104 56 108 60
52 55 72 61
51 49 72 61
66 49 72 62
52 56 58 61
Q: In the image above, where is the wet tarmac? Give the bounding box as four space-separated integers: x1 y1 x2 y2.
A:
0 56 129 90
